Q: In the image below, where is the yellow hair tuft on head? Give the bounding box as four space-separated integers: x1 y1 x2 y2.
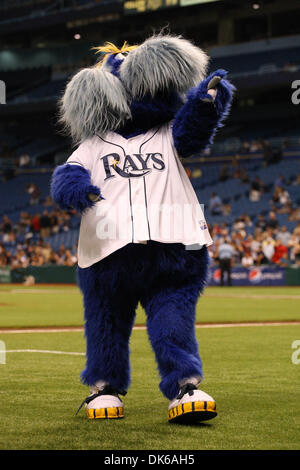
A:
92 41 138 66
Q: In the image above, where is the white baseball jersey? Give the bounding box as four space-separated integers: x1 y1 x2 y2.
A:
67 122 213 268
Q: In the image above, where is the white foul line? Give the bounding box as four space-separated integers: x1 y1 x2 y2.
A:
3 321 300 357
6 349 84 356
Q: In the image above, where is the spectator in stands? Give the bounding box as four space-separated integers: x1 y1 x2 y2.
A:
43 195 54 207
283 62 298 72
40 243 52 263
222 202 232 216
202 147 211 156
39 210 51 238
263 140 272 165
266 211 279 232
254 247 269 266
217 237 234 286
17 212 32 236
293 222 300 238
217 223 230 242
271 146 283 164
231 234 244 264
241 234 253 253
26 183 41 205
49 210 59 234
18 152 30 168
249 233 260 257
255 214 267 232
240 213 253 228
240 141 250 154
232 155 240 175
11 249 29 269
272 239 288 265
191 167 202 179
60 211 71 232
1 215 13 237
57 245 68 265
31 213 41 233
275 175 285 188
288 233 300 265
232 217 247 239
31 252 45 267
209 192 223 215
249 140 262 153
64 249 78 267
249 176 263 202
276 226 291 246
0 243 9 266
5 250 11 264
240 167 250 184
48 250 60 265
261 234 276 262
2 228 16 245
241 252 254 268
219 164 230 182
271 185 281 205
295 173 300 186
232 165 242 180
278 187 290 205
275 198 294 215
288 205 300 221
0 253 8 267
277 252 290 267
211 222 222 238
271 185 290 208
292 245 300 266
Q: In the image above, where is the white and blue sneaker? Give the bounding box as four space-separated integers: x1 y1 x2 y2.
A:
168 378 217 423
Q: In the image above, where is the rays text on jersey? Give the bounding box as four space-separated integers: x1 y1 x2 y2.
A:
100 152 165 180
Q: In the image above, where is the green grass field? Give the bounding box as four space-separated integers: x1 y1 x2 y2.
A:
0 285 300 450
0 284 300 327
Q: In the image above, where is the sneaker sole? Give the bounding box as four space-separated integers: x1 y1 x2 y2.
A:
168 401 217 424
86 406 124 419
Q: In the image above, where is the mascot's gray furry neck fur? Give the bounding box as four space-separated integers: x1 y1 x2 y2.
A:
51 34 235 423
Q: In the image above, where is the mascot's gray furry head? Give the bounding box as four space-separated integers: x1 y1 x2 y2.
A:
59 34 209 143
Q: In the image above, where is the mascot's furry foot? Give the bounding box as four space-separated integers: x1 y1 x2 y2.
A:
76 384 125 419
168 384 217 424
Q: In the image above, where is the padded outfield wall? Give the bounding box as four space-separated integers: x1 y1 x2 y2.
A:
0 265 299 286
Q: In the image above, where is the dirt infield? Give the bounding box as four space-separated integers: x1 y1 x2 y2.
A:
1 320 300 334
205 293 300 300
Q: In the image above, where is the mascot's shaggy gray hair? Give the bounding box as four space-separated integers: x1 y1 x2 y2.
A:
59 34 209 143
59 68 131 144
119 35 209 98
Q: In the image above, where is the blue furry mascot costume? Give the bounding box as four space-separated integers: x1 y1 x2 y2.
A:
51 35 234 423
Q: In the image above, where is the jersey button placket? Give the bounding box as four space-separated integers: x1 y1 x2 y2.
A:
128 143 150 243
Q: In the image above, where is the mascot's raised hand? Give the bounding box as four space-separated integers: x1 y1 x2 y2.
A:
51 34 235 424
172 68 235 158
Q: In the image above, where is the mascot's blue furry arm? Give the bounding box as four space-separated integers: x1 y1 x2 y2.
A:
51 164 103 212
172 69 235 158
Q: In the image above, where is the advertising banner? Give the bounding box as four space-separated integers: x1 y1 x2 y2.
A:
124 0 178 14
179 0 220 6
0 267 11 283
208 266 286 286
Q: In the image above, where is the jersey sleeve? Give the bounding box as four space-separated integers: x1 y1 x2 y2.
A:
66 138 94 172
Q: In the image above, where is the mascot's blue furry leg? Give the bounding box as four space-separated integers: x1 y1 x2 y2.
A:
141 280 204 401
77 263 138 392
